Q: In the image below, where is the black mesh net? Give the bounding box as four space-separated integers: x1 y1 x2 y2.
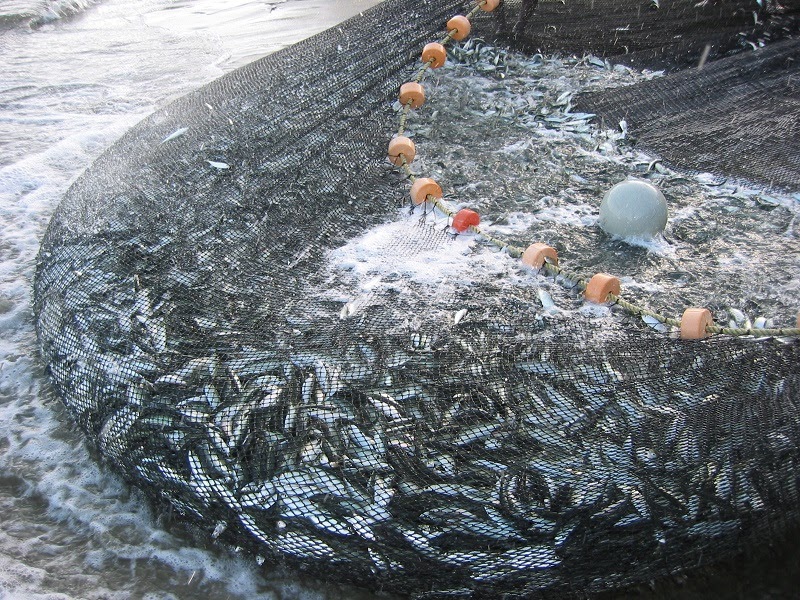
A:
33 0 800 598
578 36 800 191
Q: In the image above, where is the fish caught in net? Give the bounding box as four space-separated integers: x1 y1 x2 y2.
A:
33 0 800 597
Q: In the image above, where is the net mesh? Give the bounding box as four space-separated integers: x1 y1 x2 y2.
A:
578 36 800 191
33 0 800 597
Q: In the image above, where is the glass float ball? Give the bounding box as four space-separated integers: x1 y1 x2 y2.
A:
599 179 668 238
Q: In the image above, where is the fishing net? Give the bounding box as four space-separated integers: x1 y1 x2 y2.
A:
33 0 800 598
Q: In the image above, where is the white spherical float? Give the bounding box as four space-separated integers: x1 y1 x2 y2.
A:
599 179 668 238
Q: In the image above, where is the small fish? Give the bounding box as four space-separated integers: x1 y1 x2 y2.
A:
211 521 227 539
642 314 668 332
207 160 230 170
472 545 561 581
728 308 747 326
537 288 555 310
554 91 572 106
410 332 433 351
272 530 336 560
587 55 606 68
160 127 188 144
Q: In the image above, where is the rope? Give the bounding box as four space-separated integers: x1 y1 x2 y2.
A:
390 0 799 339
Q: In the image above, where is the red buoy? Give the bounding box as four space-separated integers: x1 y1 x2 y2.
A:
452 209 480 233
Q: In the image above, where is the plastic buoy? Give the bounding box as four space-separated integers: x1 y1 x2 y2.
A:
599 179 668 238
447 15 471 41
422 43 447 68
410 178 442 205
681 308 713 340
521 243 558 269
584 273 621 304
452 209 480 233
399 82 425 108
480 0 500 12
388 136 416 166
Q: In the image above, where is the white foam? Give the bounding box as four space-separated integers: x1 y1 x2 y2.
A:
330 211 477 286
325 207 535 313
605 232 679 258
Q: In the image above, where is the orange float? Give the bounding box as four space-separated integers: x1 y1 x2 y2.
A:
399 82 425 108
447 15 471 41
452 209 480 233
422 43 447 68
521 243 558 269
681 308 713 340
410 178 442 205
388 136 416 166
584 273 621 304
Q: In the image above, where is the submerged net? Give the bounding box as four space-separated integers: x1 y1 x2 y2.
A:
33 0 800 598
